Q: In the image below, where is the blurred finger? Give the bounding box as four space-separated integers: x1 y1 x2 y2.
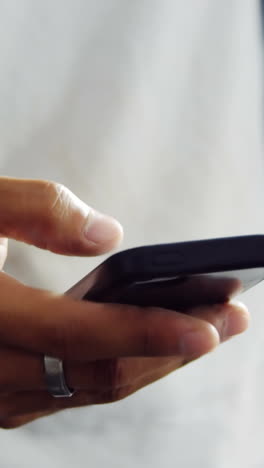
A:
189 301 249 341
0 272 219 360
0 301 247 394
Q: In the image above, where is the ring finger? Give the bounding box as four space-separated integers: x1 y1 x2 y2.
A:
0 301 249 394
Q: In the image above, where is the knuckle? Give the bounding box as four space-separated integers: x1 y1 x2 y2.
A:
120 305 159 356
106 359 124 389
44 180 65 201
96 359 122 389
101 385 130 404
94 359 125 402
45 308 90 361
36 180 87 254
43 181 68 221
140 307 170 356
77 359 124 393
26 181 70 245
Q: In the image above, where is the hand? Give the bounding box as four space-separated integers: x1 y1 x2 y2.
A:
0 177 249 429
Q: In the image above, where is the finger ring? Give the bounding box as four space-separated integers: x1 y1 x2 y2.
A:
44 355 75 398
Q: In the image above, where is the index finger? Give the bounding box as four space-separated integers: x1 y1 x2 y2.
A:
0 273 219 360
0 177 123 256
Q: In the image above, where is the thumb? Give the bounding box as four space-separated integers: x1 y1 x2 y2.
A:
0 177 123 256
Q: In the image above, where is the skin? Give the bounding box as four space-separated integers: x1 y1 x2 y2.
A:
0 177 249 429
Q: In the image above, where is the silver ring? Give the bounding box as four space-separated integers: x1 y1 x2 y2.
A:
44 355 75 398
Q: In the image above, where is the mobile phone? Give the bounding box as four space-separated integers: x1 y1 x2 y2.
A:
67 235 264 311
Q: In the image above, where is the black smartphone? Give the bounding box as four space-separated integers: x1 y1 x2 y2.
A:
67 235 264 311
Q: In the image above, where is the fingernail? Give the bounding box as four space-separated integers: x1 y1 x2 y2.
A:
221 302 249 340
179 326 219 358
83 211 123 245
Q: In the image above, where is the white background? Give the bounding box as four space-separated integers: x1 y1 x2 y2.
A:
0 1 264 467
